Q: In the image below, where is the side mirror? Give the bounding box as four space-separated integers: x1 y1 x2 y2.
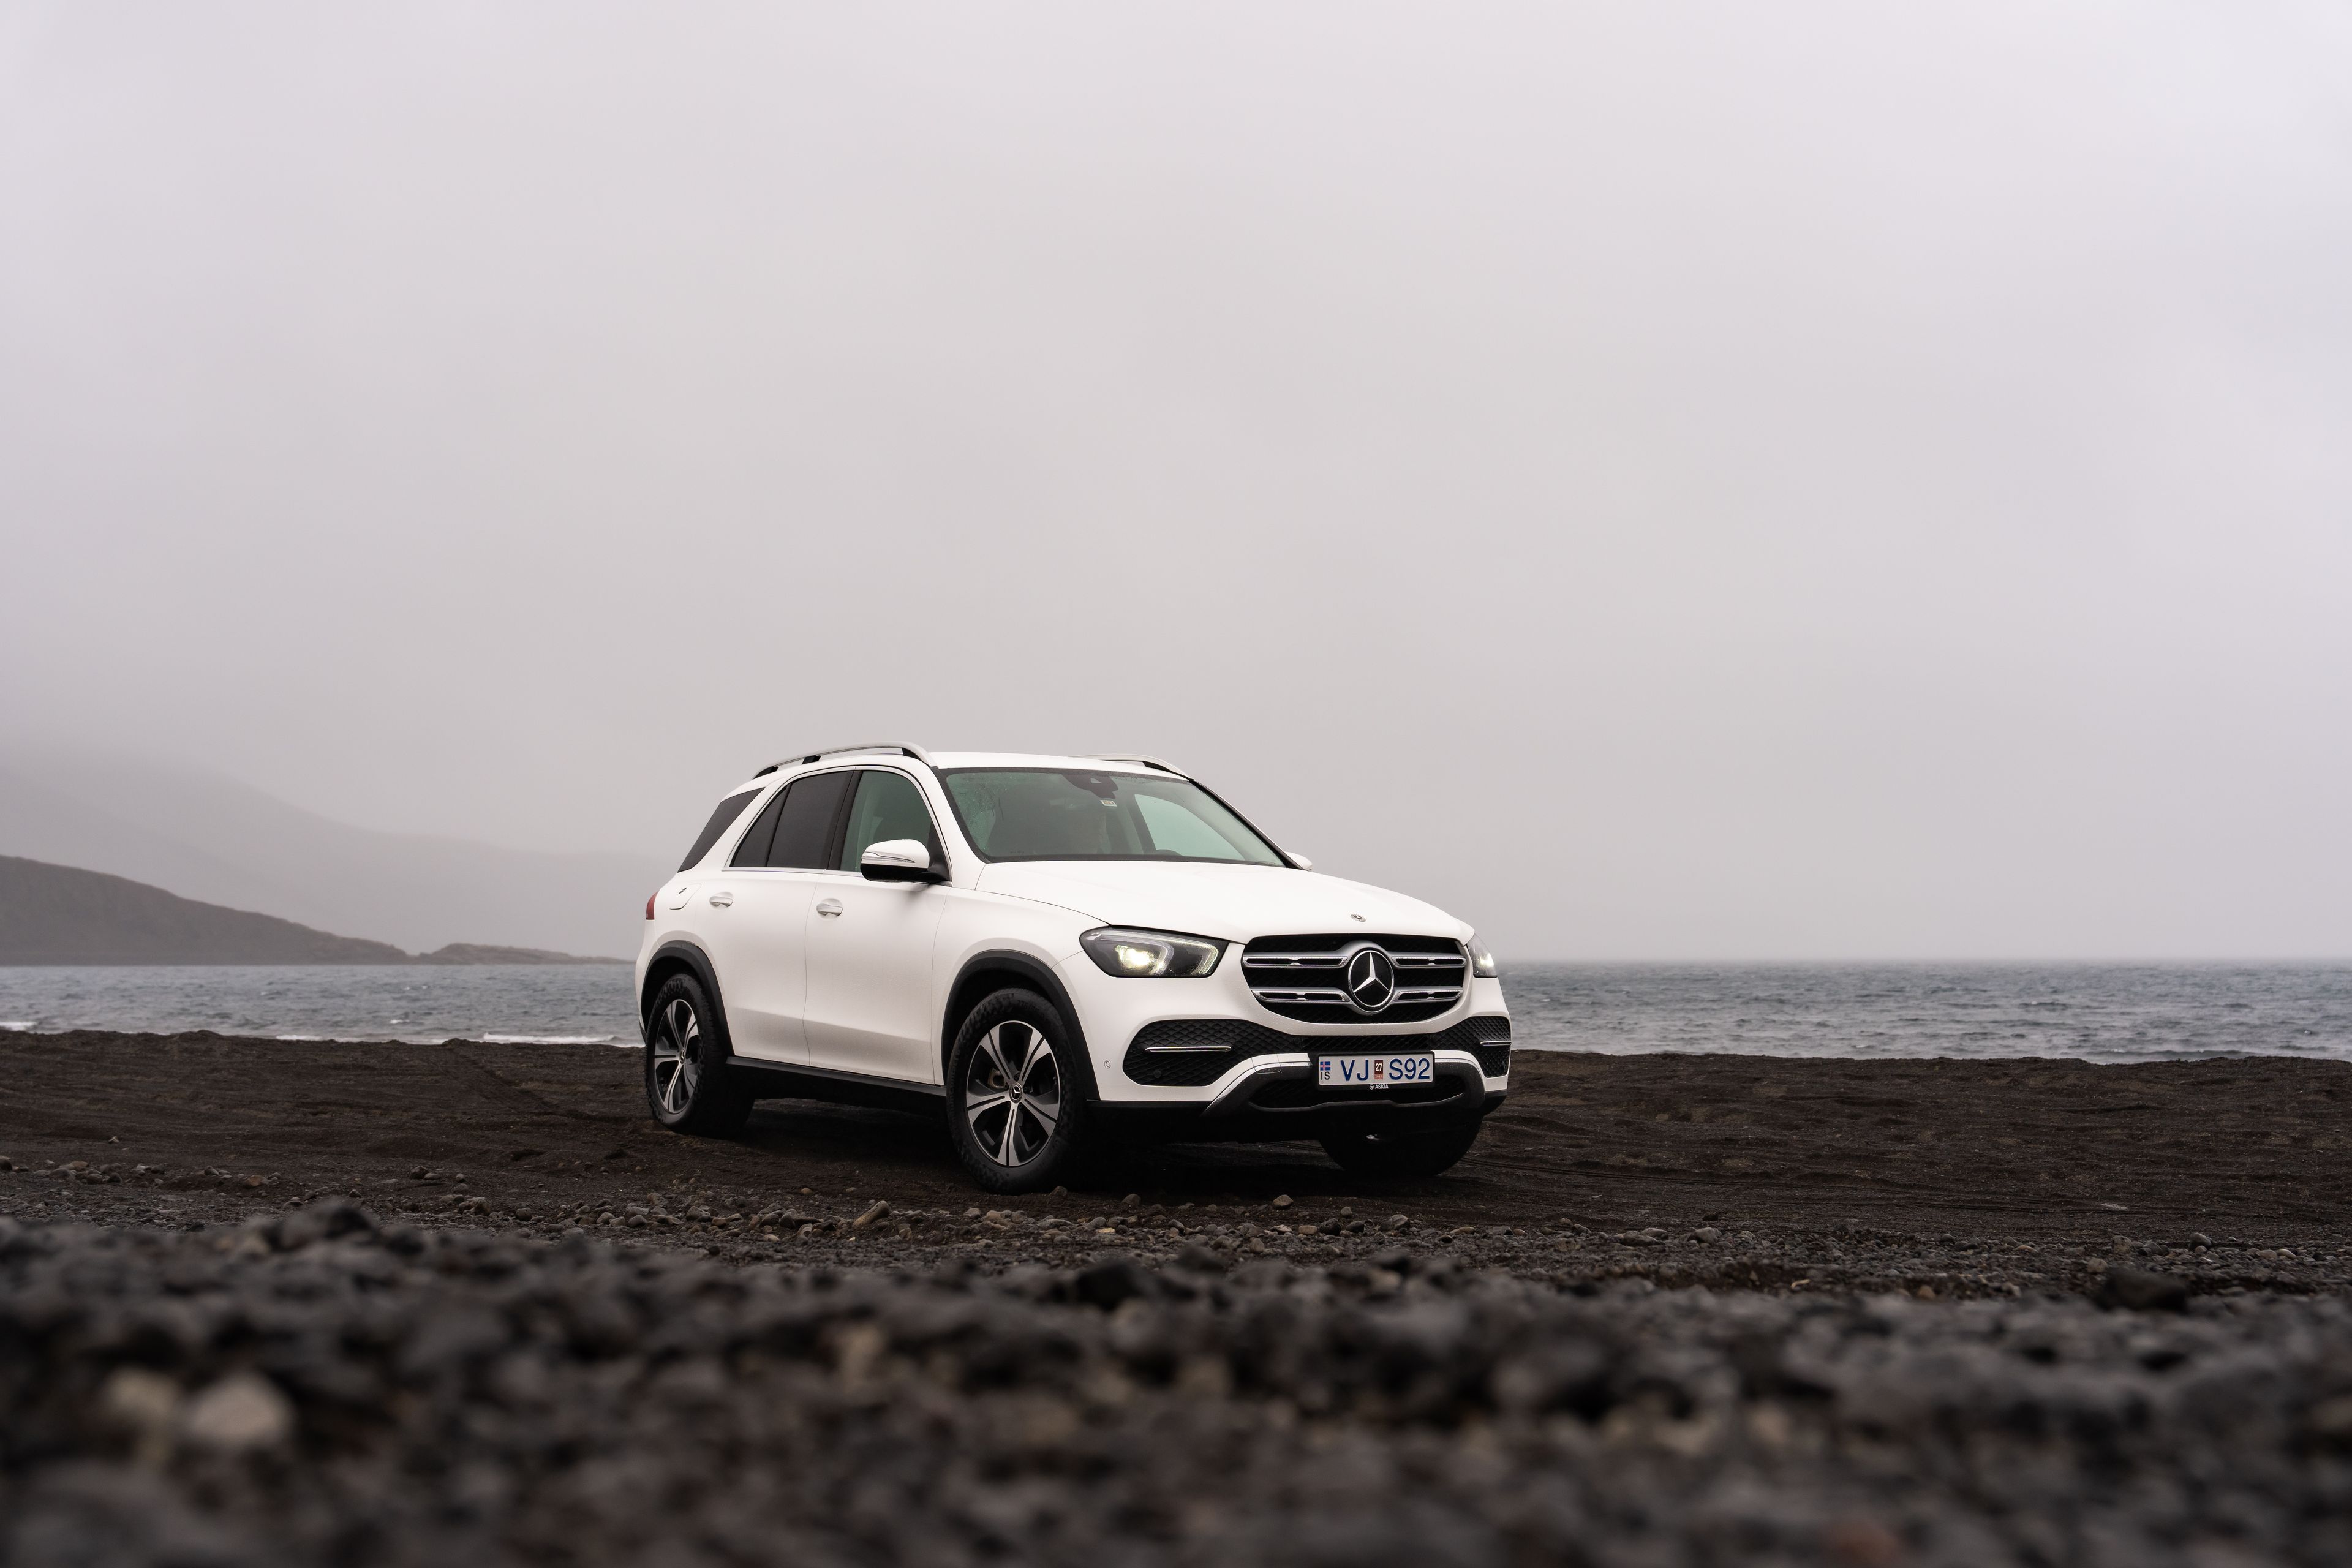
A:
1286 850 1313 871
861 839 945 884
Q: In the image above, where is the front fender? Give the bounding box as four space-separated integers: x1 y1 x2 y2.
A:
940 946 1102 1105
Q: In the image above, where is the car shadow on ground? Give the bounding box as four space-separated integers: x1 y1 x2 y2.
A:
728 1097 1471 1205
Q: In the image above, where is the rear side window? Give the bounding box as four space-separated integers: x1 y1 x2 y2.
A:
678 789 761 872
767 770 856 869
728 788 789 868
838 770 941 872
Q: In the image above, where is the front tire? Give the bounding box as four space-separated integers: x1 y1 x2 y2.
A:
1319 1119 1483 1178
643 973 753 1136
947 989 1092 1193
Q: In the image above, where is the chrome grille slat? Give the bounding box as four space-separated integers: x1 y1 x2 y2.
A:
1243 933 1468 1024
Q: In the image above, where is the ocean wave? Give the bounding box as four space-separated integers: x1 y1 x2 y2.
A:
481 1033 616 1046
0 1020 37 1031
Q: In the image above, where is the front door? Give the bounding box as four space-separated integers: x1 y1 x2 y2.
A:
802 767 946 1084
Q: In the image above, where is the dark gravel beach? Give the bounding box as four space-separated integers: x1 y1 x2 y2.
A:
5 1031 2352 1564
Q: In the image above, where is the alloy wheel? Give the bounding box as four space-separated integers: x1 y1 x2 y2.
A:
650 997 701 1116
963 1020 1061 1168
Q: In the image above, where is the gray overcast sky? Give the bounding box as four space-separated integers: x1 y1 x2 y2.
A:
4 3 2350 960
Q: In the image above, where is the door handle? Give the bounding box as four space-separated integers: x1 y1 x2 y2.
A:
815 898 843 918
708 891 734 908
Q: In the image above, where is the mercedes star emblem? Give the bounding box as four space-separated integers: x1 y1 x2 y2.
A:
1344 946 1397 1012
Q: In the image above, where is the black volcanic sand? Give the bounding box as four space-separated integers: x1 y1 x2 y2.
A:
6 1031 2350 1294
5 1032 2352 1564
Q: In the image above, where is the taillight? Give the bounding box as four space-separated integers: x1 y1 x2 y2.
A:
644 891 657 921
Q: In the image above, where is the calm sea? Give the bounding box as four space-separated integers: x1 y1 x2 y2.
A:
0 965 641 1046
1506 963 2352 1063
2 961 2350 1063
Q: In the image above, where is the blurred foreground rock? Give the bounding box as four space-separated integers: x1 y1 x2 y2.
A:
5 1204 2352 1567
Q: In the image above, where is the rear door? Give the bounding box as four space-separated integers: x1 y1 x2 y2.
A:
802 767 948 1084
696 770 854 1064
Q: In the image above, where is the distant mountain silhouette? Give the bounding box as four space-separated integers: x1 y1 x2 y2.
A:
0 752 655 958
410 943 619 966
0 856 621 965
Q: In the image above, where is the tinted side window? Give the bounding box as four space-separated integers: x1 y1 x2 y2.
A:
728 788 788 868
767 771 856 869
678 789 761 872
839 770 941 872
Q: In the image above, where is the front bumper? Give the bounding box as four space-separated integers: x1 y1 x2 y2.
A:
1054 949 1510 1140
1092 1051 1506 1142
1060 949 1512 1096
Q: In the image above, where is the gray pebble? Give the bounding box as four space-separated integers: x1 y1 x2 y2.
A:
3 1204 2348 1567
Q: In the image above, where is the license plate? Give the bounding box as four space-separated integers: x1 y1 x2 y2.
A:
1317 1053 1435 1088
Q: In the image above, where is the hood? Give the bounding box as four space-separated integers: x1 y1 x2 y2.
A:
974 860 1466 943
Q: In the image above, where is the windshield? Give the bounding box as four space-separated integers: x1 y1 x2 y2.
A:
940 769 1287 865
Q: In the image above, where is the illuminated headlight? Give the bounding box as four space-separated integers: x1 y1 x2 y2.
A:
1080 928 1225 978
1466 933 1499 979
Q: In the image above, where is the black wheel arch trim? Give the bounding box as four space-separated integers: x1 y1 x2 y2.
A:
641 940 732 1050
941 949 1102 1104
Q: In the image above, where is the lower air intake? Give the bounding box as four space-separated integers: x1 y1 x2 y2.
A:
1123 1015 1513 1088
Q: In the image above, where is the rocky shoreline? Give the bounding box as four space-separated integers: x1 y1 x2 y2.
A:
6 1205 2351 1567
5 1030 2350 1562
13 1147 2345 1306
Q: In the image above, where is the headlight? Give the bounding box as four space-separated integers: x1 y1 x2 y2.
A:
1466 933 1498 979
1080 927 1225 978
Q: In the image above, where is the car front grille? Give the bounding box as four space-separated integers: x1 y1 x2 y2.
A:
1123 1014 1513 1088
1241 933 1468 1023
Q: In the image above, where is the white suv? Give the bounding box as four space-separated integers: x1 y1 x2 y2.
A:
635 745 1510 1193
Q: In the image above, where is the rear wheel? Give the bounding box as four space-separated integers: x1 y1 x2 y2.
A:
1319 1119 1482 1178
643 973 753 1136
947 989 1092 1193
